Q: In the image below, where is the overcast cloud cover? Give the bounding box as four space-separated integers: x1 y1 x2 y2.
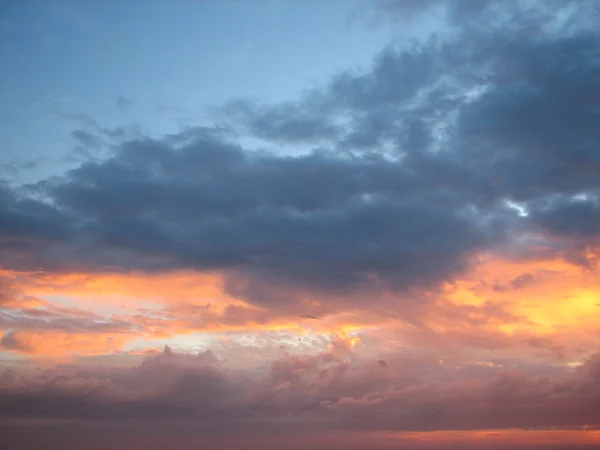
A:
1 0 600 449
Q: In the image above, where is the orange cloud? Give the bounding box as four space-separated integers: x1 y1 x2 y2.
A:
0 269 241 309
372 428 600 447
1 247 599 359
0 330 130 356
443 253 600 334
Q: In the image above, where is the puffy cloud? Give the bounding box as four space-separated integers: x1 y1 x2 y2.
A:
2 1 599 304
1 346 600 433
530 195 600 239
0 127 499 299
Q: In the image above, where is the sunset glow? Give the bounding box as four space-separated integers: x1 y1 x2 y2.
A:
2 1 600 449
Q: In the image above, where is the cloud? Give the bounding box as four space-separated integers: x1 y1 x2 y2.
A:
220 99 342 143
0 3 597 371
379 0 598 28
0 306 132 334
115 96 133 111
3 425 599 450
530 195 600 239
1 0 599 313
70 130 103 150
1 345 600 434
0 126 499 299
2 2 600 447
0 331 33 352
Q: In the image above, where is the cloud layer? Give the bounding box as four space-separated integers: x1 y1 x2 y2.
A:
1 1 600 448
2 345 600 439
2 1 599 300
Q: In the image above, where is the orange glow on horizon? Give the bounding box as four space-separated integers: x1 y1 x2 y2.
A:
1 249 599 357
371 428 600 446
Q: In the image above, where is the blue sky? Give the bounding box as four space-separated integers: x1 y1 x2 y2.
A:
1 0 414 182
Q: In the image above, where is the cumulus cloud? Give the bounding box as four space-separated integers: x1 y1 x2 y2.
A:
1 126 500 300
1 2 598 306
1 345 600 433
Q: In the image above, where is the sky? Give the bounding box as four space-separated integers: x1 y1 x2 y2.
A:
1 0 600 449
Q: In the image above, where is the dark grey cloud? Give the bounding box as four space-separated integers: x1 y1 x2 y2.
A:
1 0 599 304
0 182 73 243
530 195 600 238
115 96 133 111
456 35 600 200
0 126 500 299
